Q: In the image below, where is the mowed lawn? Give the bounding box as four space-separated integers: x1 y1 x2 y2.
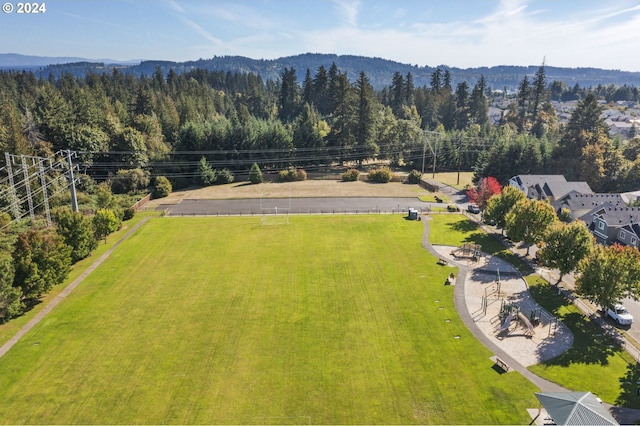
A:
0 215 538 424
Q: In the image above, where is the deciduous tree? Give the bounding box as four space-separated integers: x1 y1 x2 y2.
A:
504 198 557 255
483 185 526 234
537 221 594 281
12 230 72 300
466 176 502 210
577 244 640 312
93 208 122 243
52 208 98 263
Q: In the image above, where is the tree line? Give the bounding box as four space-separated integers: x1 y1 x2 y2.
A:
0 180 139 322
1 62 638 189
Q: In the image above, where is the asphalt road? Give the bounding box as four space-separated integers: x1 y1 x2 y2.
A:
160 197 432 216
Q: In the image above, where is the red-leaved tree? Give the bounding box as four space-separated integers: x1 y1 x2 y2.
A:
466 177 502 210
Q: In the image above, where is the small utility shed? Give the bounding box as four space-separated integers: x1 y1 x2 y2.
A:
535 392 618 425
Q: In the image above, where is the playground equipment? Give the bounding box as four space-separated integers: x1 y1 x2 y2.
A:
529 307 542 326
450 243 482 261
517 311 536 337
499 301 519 323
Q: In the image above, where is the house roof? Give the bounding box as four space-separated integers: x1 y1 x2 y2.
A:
553 192 624 213
512 174 567 188
579 204 640 228
535 392 618 425
541 181 593 199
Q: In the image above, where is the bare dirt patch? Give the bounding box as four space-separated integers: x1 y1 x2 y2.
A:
147 179 433 208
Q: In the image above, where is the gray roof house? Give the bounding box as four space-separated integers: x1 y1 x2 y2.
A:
509 175 593 202
579 204 640 248
552 191 625 221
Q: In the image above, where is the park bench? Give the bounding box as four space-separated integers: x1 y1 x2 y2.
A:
495 357 510 372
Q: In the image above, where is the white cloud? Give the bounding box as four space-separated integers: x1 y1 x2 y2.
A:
331 0 361 27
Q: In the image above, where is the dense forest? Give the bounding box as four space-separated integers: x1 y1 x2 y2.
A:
1 61 640 190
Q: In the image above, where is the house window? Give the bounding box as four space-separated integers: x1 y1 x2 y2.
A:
632 237 637 246
598 221 605 231
620 230 626 241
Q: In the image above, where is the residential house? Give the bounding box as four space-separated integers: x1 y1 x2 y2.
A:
552 191 625 221
579 205 640 248
508 175 593 202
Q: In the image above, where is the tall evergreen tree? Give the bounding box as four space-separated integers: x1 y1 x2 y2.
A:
278 67 299 123
554 93 609 181
516 75 530 132
301 68 314 106
430 68 442 92
313 65 330 116
327 73 356 164
390 71 405 116
469 75 489 128
354 71 378 163
530 60 547 124
404 72 415 107
454 82 470 130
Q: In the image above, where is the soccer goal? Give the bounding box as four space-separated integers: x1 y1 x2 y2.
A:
259 195 291 225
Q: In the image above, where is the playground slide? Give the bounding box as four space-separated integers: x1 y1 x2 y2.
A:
517 312 536 336
499 312 513 333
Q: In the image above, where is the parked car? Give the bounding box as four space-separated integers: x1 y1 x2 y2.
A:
607 304 634 325
467 203 480 214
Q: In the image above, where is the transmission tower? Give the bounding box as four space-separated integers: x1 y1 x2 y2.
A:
1 150 78 227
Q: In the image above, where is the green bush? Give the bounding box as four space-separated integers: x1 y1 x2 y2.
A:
215 168 235 185
110 168 150 194
152 176 172 198
169 176 190 190
123 207 136 221
249 163 263 184
278 167 306 182
342 169 360 182
407 169 422 184
367 167 393 183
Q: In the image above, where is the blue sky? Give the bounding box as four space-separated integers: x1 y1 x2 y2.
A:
2 0 640 71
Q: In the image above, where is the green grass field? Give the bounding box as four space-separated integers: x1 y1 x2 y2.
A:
0 215 539 424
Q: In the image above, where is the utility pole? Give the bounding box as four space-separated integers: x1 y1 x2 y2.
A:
423 131 441 179
62 150 79 212
21 156 35 222
4 153 20 220
456 135 463 186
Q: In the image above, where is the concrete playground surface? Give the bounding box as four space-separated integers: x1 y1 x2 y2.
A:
431 245 574 368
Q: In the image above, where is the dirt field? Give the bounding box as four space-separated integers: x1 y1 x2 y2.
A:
146 179 435 208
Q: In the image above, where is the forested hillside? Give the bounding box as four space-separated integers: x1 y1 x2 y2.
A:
1 61 640 192
4 53 640 91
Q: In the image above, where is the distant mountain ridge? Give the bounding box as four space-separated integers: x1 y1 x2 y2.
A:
2 52 640 91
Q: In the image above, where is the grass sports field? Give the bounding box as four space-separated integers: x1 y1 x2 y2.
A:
0 215 539 424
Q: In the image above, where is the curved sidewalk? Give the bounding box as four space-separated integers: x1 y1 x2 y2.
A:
420 218 570 392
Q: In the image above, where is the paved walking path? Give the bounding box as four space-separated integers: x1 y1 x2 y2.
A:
420 217 570 392
0 218 149 359
420 216 640 425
